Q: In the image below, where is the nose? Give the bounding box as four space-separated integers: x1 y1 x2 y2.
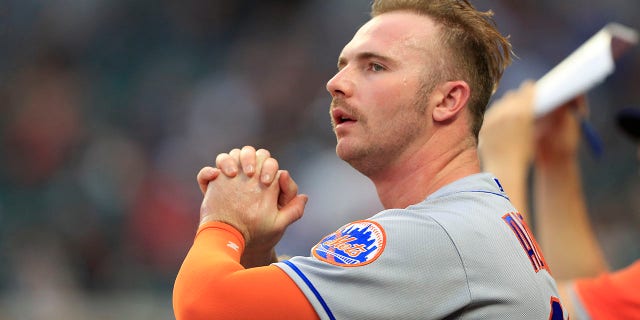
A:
326 68 353 98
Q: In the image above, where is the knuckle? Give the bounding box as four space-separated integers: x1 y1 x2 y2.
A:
229 148 241 157
256 148 271 158
266 157 278 168
215 153 229 162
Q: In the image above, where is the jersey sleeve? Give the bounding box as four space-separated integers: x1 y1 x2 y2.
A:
573 260 640 319
274 214 470 320
172 221 318 320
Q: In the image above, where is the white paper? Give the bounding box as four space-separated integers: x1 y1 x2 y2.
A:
534 23 638 117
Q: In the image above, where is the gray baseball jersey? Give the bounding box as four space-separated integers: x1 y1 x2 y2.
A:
275 173 568 319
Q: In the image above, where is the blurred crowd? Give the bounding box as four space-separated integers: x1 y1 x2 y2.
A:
0 0 638 319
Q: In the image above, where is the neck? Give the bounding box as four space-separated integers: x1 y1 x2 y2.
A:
370 136 481 209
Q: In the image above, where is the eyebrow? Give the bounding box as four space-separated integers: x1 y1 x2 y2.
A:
337 51 395 70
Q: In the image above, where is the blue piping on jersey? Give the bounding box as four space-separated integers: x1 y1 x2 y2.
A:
462 190 510 201
282 260 336 320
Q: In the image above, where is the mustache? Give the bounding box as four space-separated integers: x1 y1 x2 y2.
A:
330 98 363 121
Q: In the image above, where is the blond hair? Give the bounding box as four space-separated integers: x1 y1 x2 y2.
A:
371 0 512 139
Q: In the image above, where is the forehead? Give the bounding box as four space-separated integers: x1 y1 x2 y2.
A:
341 11 440 59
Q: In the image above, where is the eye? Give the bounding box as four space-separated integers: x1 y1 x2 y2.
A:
368 63 385 72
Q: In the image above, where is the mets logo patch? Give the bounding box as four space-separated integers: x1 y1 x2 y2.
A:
312 220 386 267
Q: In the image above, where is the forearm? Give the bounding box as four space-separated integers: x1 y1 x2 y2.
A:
533 158 608 280
173 222 318 320
572 260 640 319
241 246 279 268
173 222 246 320
482 157 531 220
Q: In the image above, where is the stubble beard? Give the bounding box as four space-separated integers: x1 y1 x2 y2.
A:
332 94 428 177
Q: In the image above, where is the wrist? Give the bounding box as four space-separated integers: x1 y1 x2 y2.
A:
535 152 578 172
482 156 530 178
199 214 250 242
240 247 278 268
196 221 246 250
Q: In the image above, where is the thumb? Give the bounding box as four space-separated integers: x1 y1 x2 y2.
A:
197 167 220 195
277 170 298 208
275 194 308 230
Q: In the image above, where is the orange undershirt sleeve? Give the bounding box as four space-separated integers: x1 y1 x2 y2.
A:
574 260 640 319
173 221 319 320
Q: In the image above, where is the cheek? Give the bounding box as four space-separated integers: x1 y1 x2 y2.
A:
363 80 424 123
368 87 404 111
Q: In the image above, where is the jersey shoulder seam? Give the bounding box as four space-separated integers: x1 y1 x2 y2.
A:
426 215 473 302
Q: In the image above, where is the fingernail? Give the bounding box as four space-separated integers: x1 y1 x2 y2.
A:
245 165 254 175
261 174 270 183
225 165 237 175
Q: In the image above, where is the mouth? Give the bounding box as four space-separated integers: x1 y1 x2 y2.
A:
331 108 356 126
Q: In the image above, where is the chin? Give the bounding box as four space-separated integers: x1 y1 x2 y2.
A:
335 146 349 162
335 144 370 174
335 140 355 161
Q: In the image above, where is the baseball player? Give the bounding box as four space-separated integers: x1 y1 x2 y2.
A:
173 1 567 319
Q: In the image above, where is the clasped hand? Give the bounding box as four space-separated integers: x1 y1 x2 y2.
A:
197 146 308 267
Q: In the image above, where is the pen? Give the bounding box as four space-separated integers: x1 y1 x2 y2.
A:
579 117 604 158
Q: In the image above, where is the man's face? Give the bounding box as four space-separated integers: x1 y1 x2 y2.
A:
327 11 443 175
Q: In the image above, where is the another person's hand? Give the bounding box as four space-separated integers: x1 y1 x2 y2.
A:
534 95 587 168
479 80 536 176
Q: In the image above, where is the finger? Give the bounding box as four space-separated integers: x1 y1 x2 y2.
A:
560 96 583 115
574 95 589 117
240 146 257 177
277 170 298 208
260 158 279 185
216 151 239 177
229 148 241 164
520 81 535 111
197 166 220 195
520 79 535 91
275 194 308 230
255 148 271 176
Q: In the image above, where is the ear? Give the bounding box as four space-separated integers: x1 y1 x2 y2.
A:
432 81 470 122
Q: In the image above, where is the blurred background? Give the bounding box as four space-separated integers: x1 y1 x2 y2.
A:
0 0 638 318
